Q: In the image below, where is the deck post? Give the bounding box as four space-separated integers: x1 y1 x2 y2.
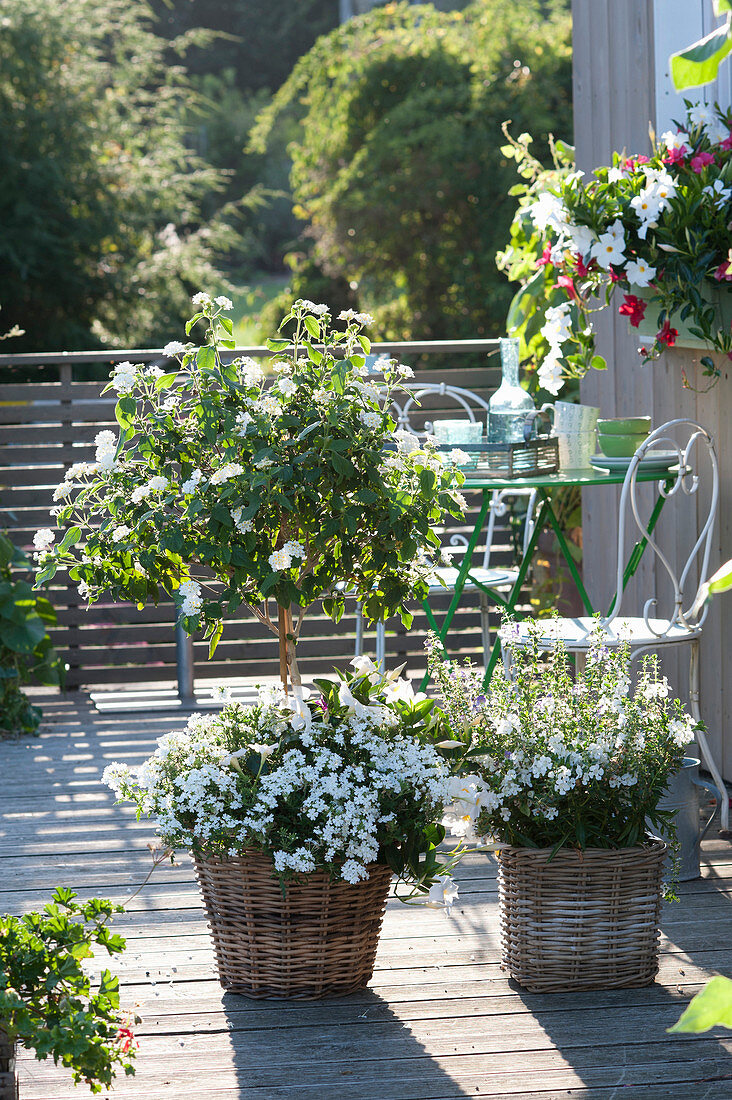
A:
176 623 195 705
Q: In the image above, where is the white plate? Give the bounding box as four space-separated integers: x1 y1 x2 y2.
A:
590 451 680 475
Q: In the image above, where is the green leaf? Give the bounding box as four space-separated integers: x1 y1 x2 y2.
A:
303 315 320 339
208 620 224 659
115 396 136 432
155 372 179 392
590 355 607 371
59 526 82 552
185 311 204 335
670 20 732 90
197 345 216 371
266 338 290 351
669 975 732 1033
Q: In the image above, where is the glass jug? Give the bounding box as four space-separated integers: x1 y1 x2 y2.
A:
487 338 534 444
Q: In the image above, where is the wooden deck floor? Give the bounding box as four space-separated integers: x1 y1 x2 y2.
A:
3 691 732 1100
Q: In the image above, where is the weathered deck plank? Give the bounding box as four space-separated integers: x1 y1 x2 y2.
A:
2 692 732 1099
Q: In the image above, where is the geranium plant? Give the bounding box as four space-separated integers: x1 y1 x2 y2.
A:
428 625 696 854
518 101 732 387
0 888 137 1094
34 295 465 693
104 658 457 899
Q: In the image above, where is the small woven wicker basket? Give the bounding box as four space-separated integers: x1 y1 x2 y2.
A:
0 1026 18 1100
498 840 667 993
193 850 393 999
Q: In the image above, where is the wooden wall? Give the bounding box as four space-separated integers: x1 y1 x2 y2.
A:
573 0 732 777
0 358 513 690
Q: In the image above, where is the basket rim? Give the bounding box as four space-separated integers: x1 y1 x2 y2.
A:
497 838 667 860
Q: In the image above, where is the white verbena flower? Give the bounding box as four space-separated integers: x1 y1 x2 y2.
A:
111 525 131 543
214 296 233 309
269 548 292 571
163 341 186 357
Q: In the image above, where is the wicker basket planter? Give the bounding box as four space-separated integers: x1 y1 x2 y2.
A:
0 1026 18 1100
193 851 394 999
498 840 667 993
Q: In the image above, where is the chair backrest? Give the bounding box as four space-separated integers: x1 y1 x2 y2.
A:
389 381 490 434
386 381 537 571
605 418 719 634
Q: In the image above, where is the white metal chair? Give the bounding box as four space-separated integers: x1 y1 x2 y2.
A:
505 418 729 829
355 381 538 666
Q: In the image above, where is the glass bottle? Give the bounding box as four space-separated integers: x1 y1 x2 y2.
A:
487 338 534 444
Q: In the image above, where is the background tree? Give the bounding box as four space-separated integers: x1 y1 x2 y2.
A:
0 0 237 351
251 0 573 340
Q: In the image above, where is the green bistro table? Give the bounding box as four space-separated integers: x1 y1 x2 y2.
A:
422 465 674 689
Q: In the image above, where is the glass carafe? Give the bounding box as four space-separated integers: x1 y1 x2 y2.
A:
487 338 534 444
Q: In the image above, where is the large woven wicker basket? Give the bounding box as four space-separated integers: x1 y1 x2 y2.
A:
193 851 393 999
0 1026 18 1100
498 840 667 993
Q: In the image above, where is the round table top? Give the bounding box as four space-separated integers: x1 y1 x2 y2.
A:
460 463 678 490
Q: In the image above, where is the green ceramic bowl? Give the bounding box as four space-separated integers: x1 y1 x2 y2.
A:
597 431 650 458
596 416 652 436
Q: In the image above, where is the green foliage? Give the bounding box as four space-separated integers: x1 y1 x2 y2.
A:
0 889 136 1093
0 0 238 351
0 532 62 738
671 4 732 90
150 0 338 94
249 0 572 340
669 975 732 1032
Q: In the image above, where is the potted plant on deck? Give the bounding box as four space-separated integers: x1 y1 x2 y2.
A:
429 624 697 993
34 294 468 997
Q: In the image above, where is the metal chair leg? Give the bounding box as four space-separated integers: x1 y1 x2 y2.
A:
479 592 491 668
689 639 729 830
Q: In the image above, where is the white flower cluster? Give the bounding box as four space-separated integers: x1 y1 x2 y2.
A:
131 474 168 504
179 578 202 617
103 675 451 888
268 541 306 572
538 302 572 395
94 430 118 472
209 462 245 486
110 361 139 394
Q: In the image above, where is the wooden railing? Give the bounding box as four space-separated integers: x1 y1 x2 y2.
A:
0 341 518 696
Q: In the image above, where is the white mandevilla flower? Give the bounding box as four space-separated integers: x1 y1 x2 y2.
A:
425 877 459 912
624 258 656 288
591 230 626 269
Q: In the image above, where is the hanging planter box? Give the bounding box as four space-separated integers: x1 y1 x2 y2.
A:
633 286 732 350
